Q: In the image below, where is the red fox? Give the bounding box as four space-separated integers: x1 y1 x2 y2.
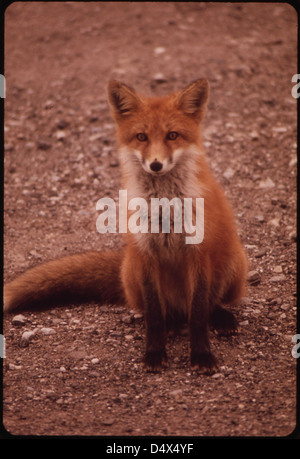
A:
4 79 247 373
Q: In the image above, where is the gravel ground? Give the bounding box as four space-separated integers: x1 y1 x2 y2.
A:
2 2 298 438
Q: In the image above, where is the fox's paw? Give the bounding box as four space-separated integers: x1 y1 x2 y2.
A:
144 350 168 372
210 306 238 337
190 351 217 375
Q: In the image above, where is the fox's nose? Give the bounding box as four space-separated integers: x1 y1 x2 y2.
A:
150 161 163 172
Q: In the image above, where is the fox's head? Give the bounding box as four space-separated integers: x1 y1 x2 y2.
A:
107 79 209 176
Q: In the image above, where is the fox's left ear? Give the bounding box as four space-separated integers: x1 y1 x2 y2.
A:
177 79 209 122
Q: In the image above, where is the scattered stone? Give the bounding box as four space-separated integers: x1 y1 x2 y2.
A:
239 320 249 326
153 73 167 83
259 177 275 189
269 274 286 283
12 314 27 326
223 167 235 180
122 315 132 324
91 358 99 364
247 270 261 285
170 389 183 397
269 218 280 227
250 130 259 140
212 372 224 379
272 126 287 133
40 327 56 336
133 313 143 320
154 46 166 55
101 417 115 426
255 215 265 223
125 335 134 341
8 363 23 370
55 130 66 141
289 156 297 168
20 330 37 347
255 249 267 258
273 265 283 273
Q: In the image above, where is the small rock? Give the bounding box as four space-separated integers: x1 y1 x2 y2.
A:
272 126 287 133
153 73 167 83
9 363 23 370
125 335 134 341
239 320 249 326
269 218 280 227
122 315 132 324
247 270 261 285
40 327 56 336
269 274 286 282
101 417 115 426
273 265 283 273
259 177 275 189
170 389 183 397
255 215 265 223
255 249 267 258
133 313 143 320
250 130 259 140
212 372 224 379
20 330 36 347
154 46 166 55
55 130 66 141
223 167 235 180
289 156 297 168
12 314 27 326
91 358 99 364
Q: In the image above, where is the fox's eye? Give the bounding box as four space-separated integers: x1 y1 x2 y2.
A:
167 131 179 140
136 133 148 142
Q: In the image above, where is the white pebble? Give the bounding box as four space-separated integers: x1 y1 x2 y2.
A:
12 314 27 326
40 327 56 335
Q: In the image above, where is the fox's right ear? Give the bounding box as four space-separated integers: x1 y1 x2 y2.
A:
107 80 141 117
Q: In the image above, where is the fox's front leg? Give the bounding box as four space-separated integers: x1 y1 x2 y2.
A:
142 278 167 372
190 276 217 374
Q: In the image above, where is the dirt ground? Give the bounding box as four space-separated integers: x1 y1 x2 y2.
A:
2 2 298 439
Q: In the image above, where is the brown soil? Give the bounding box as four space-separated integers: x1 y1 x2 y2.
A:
2 2 298 439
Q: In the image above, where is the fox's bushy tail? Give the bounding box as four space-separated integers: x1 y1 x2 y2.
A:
4 250 125 313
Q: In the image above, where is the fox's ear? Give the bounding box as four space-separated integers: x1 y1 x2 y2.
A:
107 80 141 116
177 79 209 122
